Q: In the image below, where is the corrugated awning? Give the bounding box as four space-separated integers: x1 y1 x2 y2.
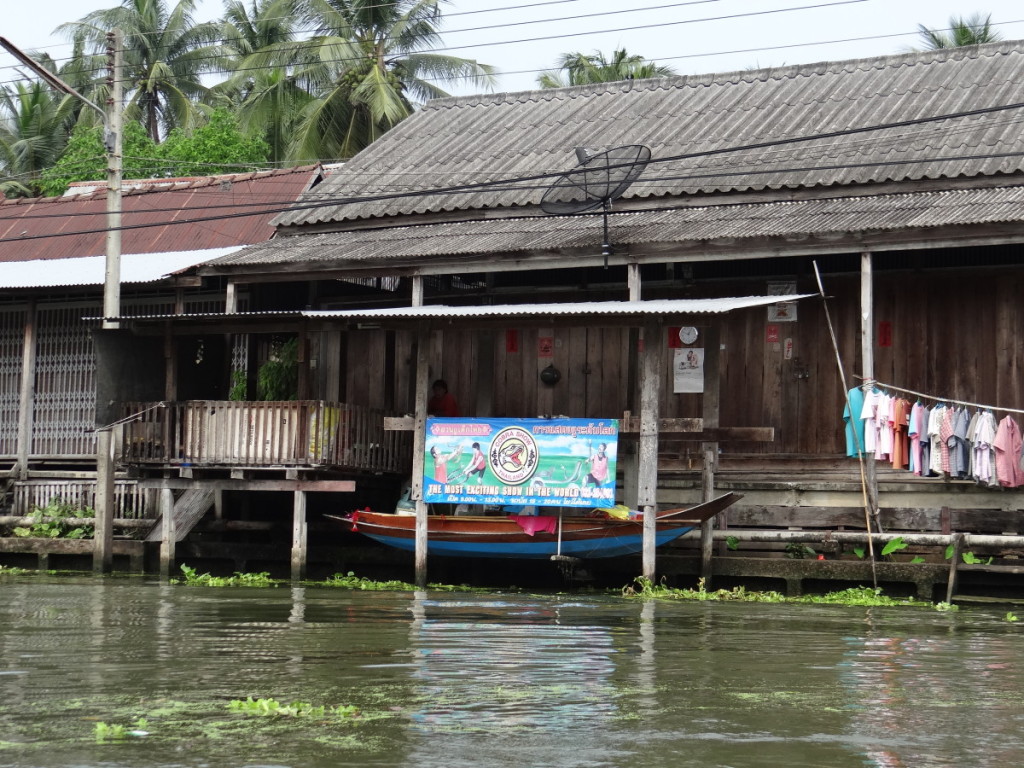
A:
0 247 242 289
99 295 814 329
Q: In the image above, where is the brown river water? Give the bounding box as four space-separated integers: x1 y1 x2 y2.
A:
0 574 1022 767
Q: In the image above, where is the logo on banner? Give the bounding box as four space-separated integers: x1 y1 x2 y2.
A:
489 426 538 484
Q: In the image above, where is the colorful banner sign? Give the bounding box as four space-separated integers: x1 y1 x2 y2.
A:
423 418 618 508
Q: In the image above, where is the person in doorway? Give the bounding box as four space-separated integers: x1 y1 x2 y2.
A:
585 443 610 486
427 379 459 417
430 444 460 483
462 441 487 484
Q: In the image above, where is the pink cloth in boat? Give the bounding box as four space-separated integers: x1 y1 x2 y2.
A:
510 515 558 535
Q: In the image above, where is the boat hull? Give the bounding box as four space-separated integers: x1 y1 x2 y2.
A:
333 493 741 560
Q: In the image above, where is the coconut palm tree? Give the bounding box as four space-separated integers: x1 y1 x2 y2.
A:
57 0 232 142
538 48 677 89
280 0 495 162
0 81 78 196
217 0 313 163
916 13 1002 49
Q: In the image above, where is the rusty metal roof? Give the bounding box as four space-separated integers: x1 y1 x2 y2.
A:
209 184 1024 271
0 165 320 264
275 42 1024 227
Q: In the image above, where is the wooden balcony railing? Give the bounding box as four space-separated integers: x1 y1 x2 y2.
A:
122 401 411 474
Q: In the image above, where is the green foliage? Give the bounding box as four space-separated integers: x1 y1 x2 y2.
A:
909 556 926 564
38 123 161 197
157 109 270 177
853 546 866 559
228 369 248 401
94 717 149 743
38 111 269 197
317 572 478 591
228 697 359 719
174 564 278 587
538 48 677 88
256 337 299 400
961 551 994 565
725 535 740 551
625 577 933 607
881 537 909 557
784 542 816 559
935 601 959 612
1006 612 1019 622
12 498 94 539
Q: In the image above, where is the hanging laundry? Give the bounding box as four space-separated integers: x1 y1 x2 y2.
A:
948 407 971 480
842 386 867 457
859 388 881 455
890 397 911 470
972 410 998 486
993 416 1024 488
928 405 945 476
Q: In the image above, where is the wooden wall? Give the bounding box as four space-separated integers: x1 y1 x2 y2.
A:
332 264 1024 459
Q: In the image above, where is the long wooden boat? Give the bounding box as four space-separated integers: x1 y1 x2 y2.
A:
330 492 742 559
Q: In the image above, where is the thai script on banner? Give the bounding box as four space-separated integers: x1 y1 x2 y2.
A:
423 418 618 508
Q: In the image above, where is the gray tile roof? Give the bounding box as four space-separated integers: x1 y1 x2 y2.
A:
276 41 1024 228
213 184 1024 269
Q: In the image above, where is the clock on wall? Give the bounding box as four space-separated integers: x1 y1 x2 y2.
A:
678 326 699 345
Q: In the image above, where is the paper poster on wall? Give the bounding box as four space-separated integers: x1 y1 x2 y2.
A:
673 347 704 393
423 418 618 508
767 280 798 322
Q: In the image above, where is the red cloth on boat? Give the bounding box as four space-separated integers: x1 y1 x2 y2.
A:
510 515 557 536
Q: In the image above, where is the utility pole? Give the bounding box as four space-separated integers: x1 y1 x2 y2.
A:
0 32 123 572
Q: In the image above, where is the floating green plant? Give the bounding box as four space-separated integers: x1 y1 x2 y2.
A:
173 565 279 587
625 577 933 607
228 697 359 720
94 718 149 743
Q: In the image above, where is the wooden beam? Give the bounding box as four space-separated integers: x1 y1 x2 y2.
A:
701 324 722 584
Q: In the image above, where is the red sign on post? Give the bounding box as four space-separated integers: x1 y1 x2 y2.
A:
878 321 893 348
538 336 554 357
766 325 780 343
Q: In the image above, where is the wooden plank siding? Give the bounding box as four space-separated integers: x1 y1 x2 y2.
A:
367 265 1024 460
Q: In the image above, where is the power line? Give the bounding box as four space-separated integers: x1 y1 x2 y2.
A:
0 0 864 87
3 97 1023 243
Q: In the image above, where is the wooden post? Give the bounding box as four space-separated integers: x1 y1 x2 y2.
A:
700 324 721 584
946 532 964 603
412 328 430 588
159 487 175 579
860 251 879 527
639 321 662 582
93 429 115 573
625 264 641 509
93 31 123 573
291 490 307 581
16 300 36 483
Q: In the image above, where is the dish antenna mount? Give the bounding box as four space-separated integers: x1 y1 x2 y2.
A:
540 144 651 267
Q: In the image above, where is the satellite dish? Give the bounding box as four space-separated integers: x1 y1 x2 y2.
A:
540 144 651 267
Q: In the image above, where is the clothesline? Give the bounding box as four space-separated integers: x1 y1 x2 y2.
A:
855 377 1024 417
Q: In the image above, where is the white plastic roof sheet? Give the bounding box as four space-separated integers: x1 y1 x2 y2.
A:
106 295 813 323
302 296 814 320
0 246 243 289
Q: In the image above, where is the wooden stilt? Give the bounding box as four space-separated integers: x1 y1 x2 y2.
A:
159 487 175 580
946 533 964 603
639 321 662 582
412 325 430 589
291 489 307 581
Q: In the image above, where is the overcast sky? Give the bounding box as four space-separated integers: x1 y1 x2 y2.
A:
3 0 1024 96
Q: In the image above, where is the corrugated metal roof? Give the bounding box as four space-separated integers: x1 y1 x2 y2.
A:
0 247 242 289
275 42 1024 227
106 296 812 324
0 165 320 263
303 296 813 320
211 185 1024 269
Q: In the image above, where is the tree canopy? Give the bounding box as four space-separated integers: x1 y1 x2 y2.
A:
538 48 677 89
916 13 1002 49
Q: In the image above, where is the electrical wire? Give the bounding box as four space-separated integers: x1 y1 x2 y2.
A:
2 95 1023 242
